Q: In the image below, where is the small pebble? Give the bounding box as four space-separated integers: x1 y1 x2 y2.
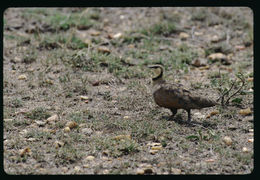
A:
242 147 249 153
18 74 27 80
171 168 181 174
179 32 190 40
64 127 71 132
223 136 232 145
19 147 31 157
98 46 110 54
248 138 254 143
46 114 58 123
85 155 95 161
66 121 78 129
239 108 252 116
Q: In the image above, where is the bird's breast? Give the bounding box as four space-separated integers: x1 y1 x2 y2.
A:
153 88 184 109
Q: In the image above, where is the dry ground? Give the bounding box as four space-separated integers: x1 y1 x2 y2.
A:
3 7 254 174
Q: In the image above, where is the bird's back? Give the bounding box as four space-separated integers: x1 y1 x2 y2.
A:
153 82 217 110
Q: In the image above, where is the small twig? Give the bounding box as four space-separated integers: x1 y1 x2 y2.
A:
220 79 236 106
225 74 245 105
191 26 195 40
226 29 230 45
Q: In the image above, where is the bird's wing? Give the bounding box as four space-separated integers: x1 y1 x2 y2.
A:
161 83 217 109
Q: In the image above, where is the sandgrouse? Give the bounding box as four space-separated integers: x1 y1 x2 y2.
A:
148 64 218 122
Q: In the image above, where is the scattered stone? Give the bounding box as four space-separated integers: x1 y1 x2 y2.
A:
247 77 253 82
149 149 159 155
81 128 93 135
20 129 28 136
98 46 110 54
235 45 246 51
19 147 31 157
223 136 232 145
83 164 90 168
191 58 207 67
147 142 161 147
228 125 237 131
147 142 162 154
46 114 58 123
239 108 252 116
205 159 215 163
103 169 110 174
144 168 153 174
66 121 78 129
249 129 254 133
54 141 64 149
128 44 135 49
136 168 145 175
123 115 129 119
27 138 37 142
18 74 27 80
242 147 249 153
194 31 203 36
85 155 95 161
80 96 89 100
74 166 81 172
211 35 220 43
90 30 101 36
198 65 210 70
248 138 254 143
194 112 205 119
61 167 69 173
113 32 123 39
64 126 71 133
171 168 182 174
4 119 13 122
102 150 110 156
83 39 92 46
243 116 253 122
35 120 46 127
92 81 100 86
113 134 131 140
108 32 123 39
206 110 219 118
208 53 227 61
137 164 154 174
179 32 190 40
208 52 231 65
151 146 162 151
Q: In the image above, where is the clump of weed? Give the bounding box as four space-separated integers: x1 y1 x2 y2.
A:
165 43 198 73
68 111 91 124
38 38 60 50
25 107 51 120
10 98 23 108
55 143 84 164
67 36 87 49
191 8 208 21
210 72 246 106
94 136 139 157
140 21 178 36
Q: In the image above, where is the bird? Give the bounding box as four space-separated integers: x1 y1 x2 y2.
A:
148 64 218 122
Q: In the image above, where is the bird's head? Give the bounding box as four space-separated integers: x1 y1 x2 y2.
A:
147 64 164 84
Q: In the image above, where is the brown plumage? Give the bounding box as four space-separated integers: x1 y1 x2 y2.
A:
148 64 218 122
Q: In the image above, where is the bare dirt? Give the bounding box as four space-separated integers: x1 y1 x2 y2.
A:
3 7 254 174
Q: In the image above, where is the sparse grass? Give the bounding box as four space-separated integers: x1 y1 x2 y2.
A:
4 7 253 174
140 21 178 36
25 107 51 120
210 72 248 106
92 135 140 158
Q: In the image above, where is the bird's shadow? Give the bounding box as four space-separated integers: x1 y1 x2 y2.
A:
161 115 217 129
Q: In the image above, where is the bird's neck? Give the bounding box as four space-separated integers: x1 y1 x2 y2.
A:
152 76 165 86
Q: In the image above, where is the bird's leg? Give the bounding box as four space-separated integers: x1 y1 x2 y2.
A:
186 109 191 122
170 108 177 117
